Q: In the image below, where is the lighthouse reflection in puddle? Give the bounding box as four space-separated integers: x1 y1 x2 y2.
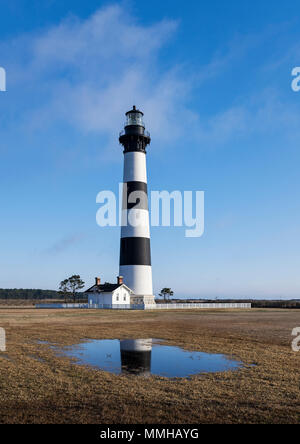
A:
120 339 152 376
59 338 244 378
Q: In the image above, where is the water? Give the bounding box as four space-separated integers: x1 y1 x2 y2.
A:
58 339 244 378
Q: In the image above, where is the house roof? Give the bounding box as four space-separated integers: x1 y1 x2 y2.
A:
85 283 132 293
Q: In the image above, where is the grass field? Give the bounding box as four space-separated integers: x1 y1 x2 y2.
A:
0 307 299 424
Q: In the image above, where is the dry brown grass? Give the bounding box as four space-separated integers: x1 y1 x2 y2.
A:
0 308 299 424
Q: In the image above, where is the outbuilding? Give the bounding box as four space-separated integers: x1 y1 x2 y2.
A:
86 276 132 308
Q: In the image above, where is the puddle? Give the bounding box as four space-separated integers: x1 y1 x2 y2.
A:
56 339 244 378
0 353 11 361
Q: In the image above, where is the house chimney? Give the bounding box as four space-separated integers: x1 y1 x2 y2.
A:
95 277 101 286
117 276 123 285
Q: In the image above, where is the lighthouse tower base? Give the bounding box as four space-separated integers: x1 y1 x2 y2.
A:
130 294 156 309
120 264 156 308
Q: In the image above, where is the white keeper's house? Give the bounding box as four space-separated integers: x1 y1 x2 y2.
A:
86 276 133 308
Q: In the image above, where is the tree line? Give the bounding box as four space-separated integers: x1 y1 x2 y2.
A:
0 275 86 301
0 288 61 300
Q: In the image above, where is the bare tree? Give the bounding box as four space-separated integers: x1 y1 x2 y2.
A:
59 275 85 303
59 279 70 303
159 288 174 302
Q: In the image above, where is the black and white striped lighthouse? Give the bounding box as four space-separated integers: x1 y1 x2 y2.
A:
119 106 155 307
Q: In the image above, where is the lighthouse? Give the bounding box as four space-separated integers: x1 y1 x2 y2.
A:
119 106 156 308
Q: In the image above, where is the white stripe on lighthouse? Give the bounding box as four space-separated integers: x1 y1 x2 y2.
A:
120 339 152 352
121 209 150 238
119 265 153 295
123 152 147 182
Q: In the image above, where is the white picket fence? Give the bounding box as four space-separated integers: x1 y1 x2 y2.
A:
36 303 89 309
154 303 251 309
88 303 135 310
36 302 251 310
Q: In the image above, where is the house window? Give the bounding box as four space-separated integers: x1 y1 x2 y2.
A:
116 295 119 301
123 296 126 301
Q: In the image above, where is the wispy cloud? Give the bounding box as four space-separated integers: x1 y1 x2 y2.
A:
2 5 186 146
45 233 86 255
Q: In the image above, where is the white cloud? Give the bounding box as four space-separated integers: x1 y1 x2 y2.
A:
4 4 188 147
1 5 300 157
33 6 176 64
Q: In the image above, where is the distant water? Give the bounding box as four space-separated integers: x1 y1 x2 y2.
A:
56 338 244 378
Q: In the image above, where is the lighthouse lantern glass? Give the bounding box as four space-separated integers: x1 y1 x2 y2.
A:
126 112 144 127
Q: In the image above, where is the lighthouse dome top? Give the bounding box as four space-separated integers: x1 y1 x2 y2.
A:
125 105 145 127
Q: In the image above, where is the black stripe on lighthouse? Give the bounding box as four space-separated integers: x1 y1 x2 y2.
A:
122 181 148 210
120 237 151 266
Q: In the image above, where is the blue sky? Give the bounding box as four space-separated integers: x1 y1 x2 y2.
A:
0 0 300 298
